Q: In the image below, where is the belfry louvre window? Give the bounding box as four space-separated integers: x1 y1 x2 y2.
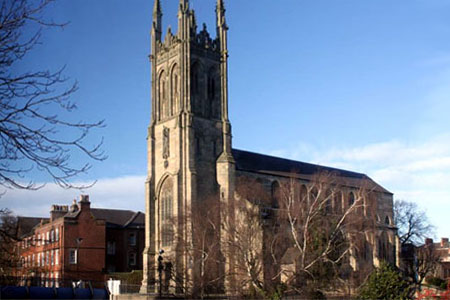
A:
160 178 173 247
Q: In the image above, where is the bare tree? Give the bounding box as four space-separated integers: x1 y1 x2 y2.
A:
394 200 434 247
415 244 440 289
0 209 21 284
221 177 271 298
272 173 378 297
0 0 105 192
401 241 441 296
219 174 380 298
168 196 223 299
162 174 385 298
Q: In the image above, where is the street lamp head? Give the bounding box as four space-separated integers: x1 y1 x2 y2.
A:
159 249 164 255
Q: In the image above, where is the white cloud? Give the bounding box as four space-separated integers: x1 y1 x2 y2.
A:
0 175 146 218
268 133 450 239
4 133 450 239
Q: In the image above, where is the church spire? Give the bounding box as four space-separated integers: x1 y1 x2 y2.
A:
215 0 232 158
153 0 161 16
216 0 226 28
179 0 189 13
152 0 162 41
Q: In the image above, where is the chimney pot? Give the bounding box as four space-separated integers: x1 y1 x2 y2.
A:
425 238 433 246
78 194 91 211
80 194 90 203
70 199 79 213
50 204 68 221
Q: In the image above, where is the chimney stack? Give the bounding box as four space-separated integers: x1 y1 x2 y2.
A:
425 238 433 246
50 205 68 221
70 199 79 213
441 238 449 248
78 194 91 211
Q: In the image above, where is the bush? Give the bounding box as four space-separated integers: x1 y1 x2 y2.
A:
426 276 447 289
358 262 411 300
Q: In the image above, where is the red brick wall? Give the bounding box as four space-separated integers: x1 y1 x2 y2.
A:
62 205 106 283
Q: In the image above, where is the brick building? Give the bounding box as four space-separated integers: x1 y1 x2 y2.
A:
14 195 144 286
425 237 450 280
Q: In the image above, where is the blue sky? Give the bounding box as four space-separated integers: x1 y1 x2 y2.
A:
4 0 450 240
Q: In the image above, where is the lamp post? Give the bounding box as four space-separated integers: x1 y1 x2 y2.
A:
157 249 164 298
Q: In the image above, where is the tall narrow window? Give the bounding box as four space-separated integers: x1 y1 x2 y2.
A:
160 178 173 247
271 181 280 209
69 249 77 264
310 187 319 207
191 63 203 116
334 191 342 213
128 233 137 246
159 71 167 120
298 184 307 211
379 231 389 261
348 192 355 207
208 76 215 100
324 189 332 214
171 64 179 115
207 67 218 118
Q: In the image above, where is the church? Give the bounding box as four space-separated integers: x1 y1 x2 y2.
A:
140 0 398 297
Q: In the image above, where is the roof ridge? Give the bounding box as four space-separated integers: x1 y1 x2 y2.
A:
90 207 134 212
123 211 141 228
232 148 366 177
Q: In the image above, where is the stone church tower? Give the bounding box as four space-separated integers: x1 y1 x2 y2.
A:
141 0 235 293
141 0 399 296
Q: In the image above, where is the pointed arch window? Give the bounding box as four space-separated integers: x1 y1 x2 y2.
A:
334 191 342 213
378 231 389 261
160 177 173 247
159 71 168 120
324 189 332 214
271 181 280 209
207 67 220 119
310 187 319 208
207 75 215 100
299 184 308 210
171 65 179 115
385 216 390 225
348 192 355 207
191 63 204 116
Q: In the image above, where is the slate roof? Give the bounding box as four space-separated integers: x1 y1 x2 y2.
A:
232 148 390 193
17 216 48 237
18 208 144 236
90 208 145 228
